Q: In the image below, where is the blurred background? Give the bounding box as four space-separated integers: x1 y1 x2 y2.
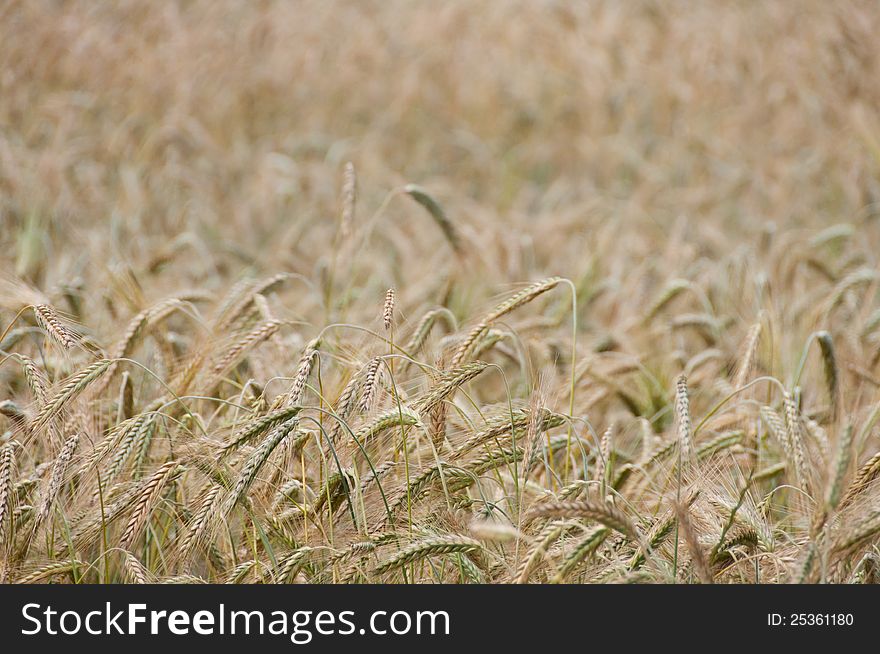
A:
1 0 879 316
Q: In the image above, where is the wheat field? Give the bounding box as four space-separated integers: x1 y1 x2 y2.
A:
2 0 880 584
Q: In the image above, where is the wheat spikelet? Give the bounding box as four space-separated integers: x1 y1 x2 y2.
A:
214 273 290 332
733 322 762 389
330 540 382 579
825 268 879 315
414 360 489 413
179 484 223 558
457 553 485 583
281 337 320 407
16 560 83 584
393 462 448 511
760 405 793 462
272 478 310 510
253 293 273 321
712 526 759 564
383 288 395 330
832 510 880 554
214 278 259 324
630 513 675 570
524 499 637 540
451 277 563 366
19 356 48 405
34 432 79 530
359 459 399 494
696 431 743 461
515 521 569 583
391 446 522 517
825 423 853 513
160 574 208 584
33 304 79 350
123 550 150 584
643 279 689 323
783 391 811 493
359 356 382 413
96 296 190 393
226 559 259 584
628 491 700 570
329 372 361 444
428 400 448 450
469 519 520 543
68 479 151 550
839 450 880 510
521 392 546 479
374 534 479 575
754 462 787 483
223 419 299 514
792 541 817 584
404 308 456 354
120 461 181 548
81 408 160 473
404 184 461 254
13 504 34 535
105 413 158 484
352 406 421 446
675 374 694 468
675 502 712 583
816 331 839 418
557 480 589 501
131 415 159 479
277 546 315 583
0 444 14 544
552 526 609 583
32 359 113 429
456 408 564 458
212 318 283 376
221 405 301 454
117 371 134 421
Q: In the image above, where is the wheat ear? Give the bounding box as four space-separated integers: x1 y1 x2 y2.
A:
34 433 80 531
120 461 182 548
451 277 563 366
374 535 480 575
33 304 80 350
